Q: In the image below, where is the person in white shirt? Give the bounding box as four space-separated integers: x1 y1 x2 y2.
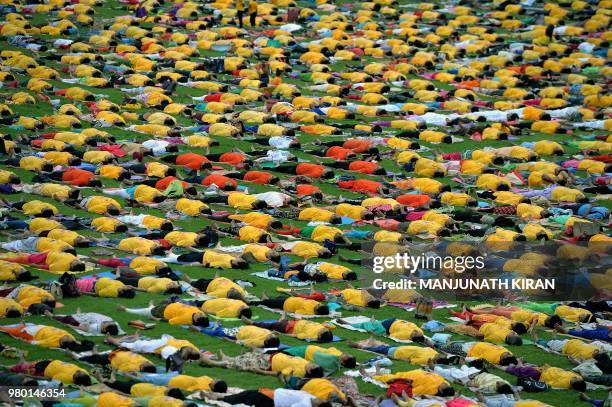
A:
50 311 121 336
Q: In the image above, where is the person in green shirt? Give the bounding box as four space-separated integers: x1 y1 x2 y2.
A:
284 345 356 375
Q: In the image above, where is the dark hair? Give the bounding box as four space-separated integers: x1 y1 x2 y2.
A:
119 288 136 298
73 372 92 386
103 324 119 336
5 309 21 318
342 355 357 368
306 366 324 378
64 340 94 352
497 383 513 394
367 300 381 309
71 262 86 272
16 270 34 281
315 305 329 315
500 355 517 366
511 323 527 335
193 314 209 327
212 380 228 393
141 364 157 373
239 308 252 319
344 271 357 281
167 388 185 400
264 336 280 348
571 380 586 392
318 330 333 342
437 387 455 397
544 314 562 328
594 353 610 364
412 334 425 343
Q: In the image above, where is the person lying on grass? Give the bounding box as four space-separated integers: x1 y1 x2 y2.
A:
118 300 210 327
45 308 121 335
9 358 92 385
0 322 94 351
200 349 324 378
249 291 329 316
242 314 335 342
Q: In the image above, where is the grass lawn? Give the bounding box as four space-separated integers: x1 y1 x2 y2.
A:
0 0 610 405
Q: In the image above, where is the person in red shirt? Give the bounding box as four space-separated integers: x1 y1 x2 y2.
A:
161 153 212 170
337 179 387 195
303 146 356 161
33 168 101 187
275 163 333 179
206 152 252 168
327 160 386 175
191 173 238 190
395 194 431 208
242 170 279 185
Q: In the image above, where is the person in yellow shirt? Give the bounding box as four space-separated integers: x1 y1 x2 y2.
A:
251 295 329 315
202 298 252 318
168 374 227 393
201 350 324 378
370 369 455 396
349 338 449 366
16 359 92 385
182 276 246 300
0 298 24 318
120 301 210 327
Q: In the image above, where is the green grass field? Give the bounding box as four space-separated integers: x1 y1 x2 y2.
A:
0 0 610 405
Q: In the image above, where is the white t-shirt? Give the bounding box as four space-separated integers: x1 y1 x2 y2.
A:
273 389 314 407
72 312 115 334
255 192 290 208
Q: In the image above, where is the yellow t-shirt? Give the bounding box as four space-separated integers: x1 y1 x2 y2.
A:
271 353 309 377
168 375 213 391
202 298 248 318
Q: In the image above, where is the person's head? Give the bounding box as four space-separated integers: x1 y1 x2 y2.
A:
16 270 34 281
101 322 119 336
340 354 356 368
499 353 517 366
496 382 513 394
570 378 587 392
436 384 455 397
166 388 185 400
231 258 248 269
252 200 267 210
505 334 523 346
318 249 332 258
511 322 527 335
180 346 201 361
318 329 333 342
107 205 120 216
73 371 92 386
239 307 252 319
544 314 562 328
263 335 280 348
70 260 86 272
580 313 594 323
226 287 244 300
367 299 381 309
5 307 21 318
141 363 157 373
594 352 610 364
411 333 425 343
152 195 165 203
118 287 136 298
305 364 324 378
211 380 228 393
193 313 209 327
165 283 183 295
315 304 329 315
